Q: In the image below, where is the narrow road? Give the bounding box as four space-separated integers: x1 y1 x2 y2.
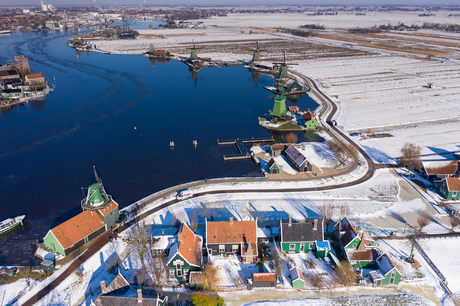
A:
21 69 377 305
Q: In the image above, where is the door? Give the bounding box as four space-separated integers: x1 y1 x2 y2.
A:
84 236 88 243
390 277 394 284
300 244 305 252
208 249 212 256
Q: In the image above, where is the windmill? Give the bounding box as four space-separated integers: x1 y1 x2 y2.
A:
250 41 266 66
186 40 203 61
272 50 298 95
81 166 113 210
251 70 260 90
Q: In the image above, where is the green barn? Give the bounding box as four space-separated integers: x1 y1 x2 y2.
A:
369 253 401 286
280 217 324 253
166 223 203 278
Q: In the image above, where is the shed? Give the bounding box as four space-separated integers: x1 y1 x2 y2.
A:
269 144 290 157
421 160 458 181
315 240 331 258
283 145 312 172
289 267 304 289
40 259 55 273
250 272 277 289
267 158 280 174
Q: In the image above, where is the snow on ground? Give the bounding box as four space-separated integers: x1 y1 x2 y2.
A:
418 237 460 294
210 256 258 289
273 155 297 175
0 278 28 306
296 55 460 163
240 294 436 306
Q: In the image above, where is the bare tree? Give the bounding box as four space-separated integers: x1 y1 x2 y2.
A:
327 139 355 165
190 210 198 232
285 132 298 144
400 142 422 170
335 262 357 287
245 202 254 221
450 217 460 232
199 262 219 292
134 269 151 289
129 222 156 270
199 202 222 221
272 248 283 278
338 204 350 221
105 254 121 276
319 202 336 231
151 257 167 292
417 216 430 232
311 273 325 290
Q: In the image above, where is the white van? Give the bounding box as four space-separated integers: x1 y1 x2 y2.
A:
176 189 193 200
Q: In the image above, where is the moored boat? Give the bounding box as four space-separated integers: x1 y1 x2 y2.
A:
0 215 25 235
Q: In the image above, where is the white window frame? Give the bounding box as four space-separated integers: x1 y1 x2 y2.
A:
289 244 296 250
232 245 238 252
183 269 189 275
453 191 458 197
169 269 175 276
219 245 225 253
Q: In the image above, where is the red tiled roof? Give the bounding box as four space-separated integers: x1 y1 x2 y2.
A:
446 177 460 191
154 50 169 55
301 111 315 121
206 220 257 256
289 106 298 111
177 224 202 267
51 210 105 249
422 160 458 176
98 201 118 216
26 73 44 79
253 272 276 282
270 144 290 152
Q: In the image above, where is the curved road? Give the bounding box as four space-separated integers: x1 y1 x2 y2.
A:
22 70 376 306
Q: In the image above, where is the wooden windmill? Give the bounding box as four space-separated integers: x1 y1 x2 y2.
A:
187 40 203 61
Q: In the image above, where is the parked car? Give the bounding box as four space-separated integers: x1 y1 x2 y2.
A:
176 189 193 200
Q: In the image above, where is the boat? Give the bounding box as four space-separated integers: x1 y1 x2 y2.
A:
0 215 25 235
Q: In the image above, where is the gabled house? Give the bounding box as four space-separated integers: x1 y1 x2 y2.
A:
151 235 175 257
333 217 377 268
166 223 203 278
369 253 401 286
280 217 324 253
43 208 108 256
284 79 306 93
92 273 168 306
283 145 312 172
302 111 320 129
206 216 258 263
421 160 458 181
267 158 280 174
435 177 460 200
289 267 305 289
25 73 45 85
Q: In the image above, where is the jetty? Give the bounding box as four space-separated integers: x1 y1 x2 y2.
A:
217 136 274 162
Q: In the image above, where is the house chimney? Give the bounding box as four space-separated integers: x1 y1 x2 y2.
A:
100 280 107 294
162 230 164 236
338 220 342 231
137 288 143 304
288 216 292 226
230 216 233 225
178 232 183 243
313 219 318 230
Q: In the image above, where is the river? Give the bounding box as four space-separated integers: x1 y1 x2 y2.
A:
0 21 319 265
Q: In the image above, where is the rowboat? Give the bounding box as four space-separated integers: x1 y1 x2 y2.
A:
0 215 25 235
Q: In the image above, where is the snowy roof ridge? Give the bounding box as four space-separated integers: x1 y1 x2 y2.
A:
376 253 399 276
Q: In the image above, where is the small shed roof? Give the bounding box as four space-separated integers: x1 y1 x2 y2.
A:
253 272 276 282
346 249 378 262
446 177 460 192
301 111 315 121
315 240 331 251
267 158 278 170
256 227 272 238
26 73 44 79
422 160 458 176
289 267 304 281
369 270 384 281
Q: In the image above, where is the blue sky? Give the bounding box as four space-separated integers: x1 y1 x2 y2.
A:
4 0 460 6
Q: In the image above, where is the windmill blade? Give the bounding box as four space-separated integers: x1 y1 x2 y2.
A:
93 166 102 184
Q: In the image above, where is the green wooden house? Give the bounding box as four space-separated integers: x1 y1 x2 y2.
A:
289 267 305 289
333 217 377 268
435 177 460 200
315 240 331 258
302 111 320 129
369 253 401 286
267 158 280 174
280 217 324 253
166 223 203 278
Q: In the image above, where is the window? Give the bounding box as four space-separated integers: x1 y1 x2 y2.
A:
208 249 212 256
183 269 189 275
352 243 357 248
110 211 113 216
289 244 296 250
309 244 312 250
219 245 225 253
390 277 394 284
376 280 381 286
391 271 395 277
232 245 238 252
453 191 458 197
169 269 175 276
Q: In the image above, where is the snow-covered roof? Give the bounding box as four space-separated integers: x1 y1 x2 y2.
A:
369 270 384 281
422 160 458 176
257 227 272 238
151 235 174 250
334 217 358 248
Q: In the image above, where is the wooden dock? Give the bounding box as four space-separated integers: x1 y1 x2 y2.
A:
218 136 273 163
223 154 251 161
